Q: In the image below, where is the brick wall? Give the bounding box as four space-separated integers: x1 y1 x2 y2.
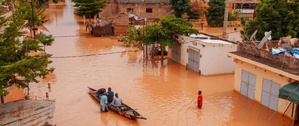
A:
101 2 171 21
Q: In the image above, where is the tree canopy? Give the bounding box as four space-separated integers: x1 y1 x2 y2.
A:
119 26 142 47
245 0 299 40
142 16 199 50
170 0 200 19
205 0 225 27
0 2 54 99
73 0 107 20
17 0 47 27
120 16 199 59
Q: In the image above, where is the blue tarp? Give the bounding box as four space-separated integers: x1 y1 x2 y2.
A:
290 49 299 55
279 81 299 104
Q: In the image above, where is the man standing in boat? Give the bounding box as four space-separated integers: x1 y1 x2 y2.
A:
107 87 114 103
100 93 108 112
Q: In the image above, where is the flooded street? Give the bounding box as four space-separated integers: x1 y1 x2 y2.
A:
30 1 294 126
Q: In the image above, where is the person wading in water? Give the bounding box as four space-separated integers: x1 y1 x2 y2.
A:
197 90 203 109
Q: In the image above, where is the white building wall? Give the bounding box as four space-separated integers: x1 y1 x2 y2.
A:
200 43 236 75
170 34 237 76
176 35 198 66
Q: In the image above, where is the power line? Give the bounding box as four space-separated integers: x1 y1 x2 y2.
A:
50 49 140 59
52 35 90 38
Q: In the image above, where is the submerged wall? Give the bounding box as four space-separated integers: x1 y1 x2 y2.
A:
0 100 55 126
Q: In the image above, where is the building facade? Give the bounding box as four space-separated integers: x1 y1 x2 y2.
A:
100 0 172 20
228 42 299 122
169 33 237 76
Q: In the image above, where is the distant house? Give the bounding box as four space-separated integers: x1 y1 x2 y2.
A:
229 3 257 19
101 0 172 21
169 33 237 76
228 41 299 123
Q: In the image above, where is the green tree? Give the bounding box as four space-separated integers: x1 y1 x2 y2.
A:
205 0 225 27
186 3 200 20
142 16 199 60
170 0 200 19
120 26 142 47
0 3 54 103
245 0 299 40
73 0 107 21
17 0 47 27
170 0 190 18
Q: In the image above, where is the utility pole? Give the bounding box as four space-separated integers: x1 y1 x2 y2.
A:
31 0 35 39
222 0 229 39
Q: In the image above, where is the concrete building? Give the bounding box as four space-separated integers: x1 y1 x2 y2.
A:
228 42 299 123
101 0 172 20
169 33 237 76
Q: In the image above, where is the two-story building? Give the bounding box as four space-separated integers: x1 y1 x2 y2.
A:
101 0 171 20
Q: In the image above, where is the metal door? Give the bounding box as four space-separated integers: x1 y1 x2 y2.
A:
171 46 181 63
187 48 200 73
240 70 256 100
261 79 280 111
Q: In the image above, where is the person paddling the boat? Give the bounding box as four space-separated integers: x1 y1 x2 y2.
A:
100 93 109 112
111 93 123 107
107 87 114 103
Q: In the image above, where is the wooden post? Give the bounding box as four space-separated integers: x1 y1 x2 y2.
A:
1 96 4 103
83 15 85 24
146 45 148 59
161 49 164 61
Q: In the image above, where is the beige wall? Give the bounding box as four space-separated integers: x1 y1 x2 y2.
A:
233 58 297 120
4 85 25 103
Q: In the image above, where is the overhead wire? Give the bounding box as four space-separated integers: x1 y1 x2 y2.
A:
50 49 140 59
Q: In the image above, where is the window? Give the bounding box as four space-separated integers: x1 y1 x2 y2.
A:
127 8 133 13
146 8 152 13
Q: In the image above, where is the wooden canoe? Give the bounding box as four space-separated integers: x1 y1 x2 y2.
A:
88 87 146 120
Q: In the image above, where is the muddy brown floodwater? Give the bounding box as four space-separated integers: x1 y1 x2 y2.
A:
27 1 294 126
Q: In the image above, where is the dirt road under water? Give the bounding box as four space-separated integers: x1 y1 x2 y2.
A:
28 1 294 126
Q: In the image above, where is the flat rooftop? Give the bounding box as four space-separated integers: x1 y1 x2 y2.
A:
229 42 299 79
189 34 234 44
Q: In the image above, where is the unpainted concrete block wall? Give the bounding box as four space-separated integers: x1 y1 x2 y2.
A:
237 42 299 69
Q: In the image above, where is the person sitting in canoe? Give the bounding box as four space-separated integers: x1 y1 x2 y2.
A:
97 88 106 99
107 87 114 103
111 93 123 107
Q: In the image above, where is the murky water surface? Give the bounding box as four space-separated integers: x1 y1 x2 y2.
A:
29 1 293 126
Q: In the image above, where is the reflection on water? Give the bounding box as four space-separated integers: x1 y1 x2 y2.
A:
26 1 294 126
